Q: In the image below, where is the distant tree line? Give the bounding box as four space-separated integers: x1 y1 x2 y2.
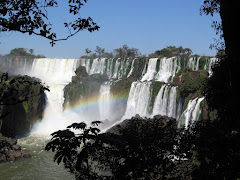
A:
81 45 141 59
81 45 196 59
4 48 46 58
149 46 193 58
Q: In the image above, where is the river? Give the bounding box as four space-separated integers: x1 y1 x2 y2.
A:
0 135 74 180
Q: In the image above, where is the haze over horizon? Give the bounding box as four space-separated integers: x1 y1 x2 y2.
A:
0 0 220 58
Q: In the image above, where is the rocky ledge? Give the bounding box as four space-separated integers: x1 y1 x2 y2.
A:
0 138 31 163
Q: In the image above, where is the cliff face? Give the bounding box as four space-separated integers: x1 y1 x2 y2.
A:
64 66 108 108
0 75 46 138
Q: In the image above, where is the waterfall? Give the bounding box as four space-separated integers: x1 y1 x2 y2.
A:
28 58 80 134
188 57 217 76
127 58 135 77
0 56 211 133
141 58 158 81
167 86 177 118
152 85 177 118
188 57 200 71
123 81 152 119
178 97 204 128
205 57 217 76
80 58 133 80
99 84 111 121
155 57 180 82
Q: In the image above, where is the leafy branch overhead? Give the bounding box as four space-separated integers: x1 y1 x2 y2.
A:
0 0 100 46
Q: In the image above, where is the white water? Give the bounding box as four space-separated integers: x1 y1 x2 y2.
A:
188 57 200 71
155 57 180 82
79 58 133 79
28 58 81 135
141 58 158 81
127 58 135 77
188 57 217 75
140 57 180 83
152 85 177 118
123 81 152 119
99 84 111 121
178 97 204 128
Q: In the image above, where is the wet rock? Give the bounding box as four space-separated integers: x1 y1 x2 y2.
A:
0 138 31 163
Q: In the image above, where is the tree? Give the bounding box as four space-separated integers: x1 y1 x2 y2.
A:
29 49 34 55
8 48 31 56
0 0 100 46
46 116 188 180
113 45 140 58
151 46 192 58
95 46 105 58
45 121 109 179
85 48 91 56
201 0 240 127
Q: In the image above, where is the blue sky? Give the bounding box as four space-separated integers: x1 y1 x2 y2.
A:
0 0 221 58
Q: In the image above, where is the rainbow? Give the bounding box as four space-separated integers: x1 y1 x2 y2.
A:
62 92 129 116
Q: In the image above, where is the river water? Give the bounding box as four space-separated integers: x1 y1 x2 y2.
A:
0 135 74 180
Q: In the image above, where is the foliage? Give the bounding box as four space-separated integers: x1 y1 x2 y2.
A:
0 0 99 46
0 73 47 137
75 66 88 77
200 0 224 51
202 56 232 121
85 48 91 56
110 77 134 97
150 46 192 58
176 69 208 98
9 48 32 56
184 119 240 180
6 48 46 57
46 117 190 179
113 45 140 59
0 74 48 107
95 46 105 58
45 121 109 180
64 72 108 107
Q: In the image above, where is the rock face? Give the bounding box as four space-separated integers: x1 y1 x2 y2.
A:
64 66 109 107
0 75 46 138
0 138 31 163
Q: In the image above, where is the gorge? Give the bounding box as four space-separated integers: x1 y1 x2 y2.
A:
0 56 217 179
0 56 217 135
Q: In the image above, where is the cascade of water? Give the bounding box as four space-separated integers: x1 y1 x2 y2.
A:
28 58 80 134
178 97 204 128
127 59 135 77
98 84 111 121
204 57 217 76
123 81 151 119
89 58 105 75
167 86 177 118
141 58 158 81
80 58 133 80
188 57 200 71
30 58 79 84
152 85 177 118
152 84 167 115
112 59 121 79
155 57 180 83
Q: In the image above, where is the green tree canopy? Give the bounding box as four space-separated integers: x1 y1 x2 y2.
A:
113 45 140 58
150 46 192 58
8 48 32 56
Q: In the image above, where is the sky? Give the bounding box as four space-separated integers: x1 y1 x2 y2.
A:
0 0 221 58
